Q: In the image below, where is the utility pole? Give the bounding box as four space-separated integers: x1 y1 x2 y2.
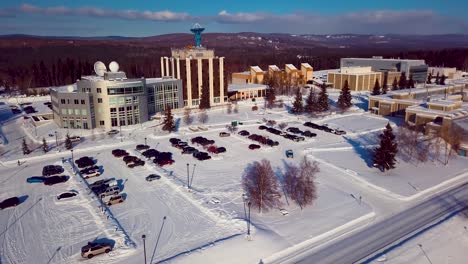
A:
144 137 147 146
247 201 252 236
119 124 122 142
190 164 196 188
142 234 147 264
186 163 190 189
55 131 58 148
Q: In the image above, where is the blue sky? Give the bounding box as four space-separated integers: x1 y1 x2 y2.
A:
0 1 467 36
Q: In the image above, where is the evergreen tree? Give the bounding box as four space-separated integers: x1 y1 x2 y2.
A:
408 74 415 88
42 137 48 153
371 79 381 95
373 123 398 171
304 89 317 114
317 84 329 112
22 138 30 155
382 74 388 94
162 106 176 132
392 77 398 91
292 88 303 114
266 87 276 108
65 133 73 150
398 72 407 89
199 85 211 109
440 74 446 85
435 72 440 84
427 73 432 84
337 80 353 111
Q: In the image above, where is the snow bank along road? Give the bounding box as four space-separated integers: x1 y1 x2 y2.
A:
275 182 468 264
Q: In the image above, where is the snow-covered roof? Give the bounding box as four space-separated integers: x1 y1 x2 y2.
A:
52 84 77 93
251 66 263 73
228 84 268 92
301 63 313 69
285 64 298 71
146 77 178 84
269 65 280 71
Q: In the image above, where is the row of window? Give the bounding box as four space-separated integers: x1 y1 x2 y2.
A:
60 99 86 105
61 108 88 116
109 96 139 105
107 86 144 95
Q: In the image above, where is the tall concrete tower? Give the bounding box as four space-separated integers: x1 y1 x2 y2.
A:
190 23 205 47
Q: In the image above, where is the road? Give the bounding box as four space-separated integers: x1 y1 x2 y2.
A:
276 182 468 264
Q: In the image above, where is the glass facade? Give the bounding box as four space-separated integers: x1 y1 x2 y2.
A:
147 82 180 116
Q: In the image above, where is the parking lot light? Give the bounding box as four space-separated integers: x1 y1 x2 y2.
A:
142 234 147 264
144 137 147 146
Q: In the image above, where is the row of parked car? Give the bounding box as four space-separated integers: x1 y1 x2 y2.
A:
112 149 146 168
171 138 213 161
138 146 175 166
303 122 346 135
260 125 307 142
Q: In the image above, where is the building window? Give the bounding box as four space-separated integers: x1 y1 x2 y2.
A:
81 109 87 116
99 120 105 126
61 109 67 115
74 109 80 115
68 109 73 115
97 88 102 93
98 98 103 103
126 97 132 104
110 108 116 113
60 99 66 104
81 100 85 104
74 99 79 104
83 122 88 129
111 117 118 127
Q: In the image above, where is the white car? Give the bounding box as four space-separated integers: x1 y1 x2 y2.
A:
69 136 82 142
279 208 289 216
100 186 120 198
83 170 101 179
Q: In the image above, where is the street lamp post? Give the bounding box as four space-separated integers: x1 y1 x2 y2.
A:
186 163 190 189
144 137 147 146
142 234 147 264
247 201 251 236
418 244 433 264
55 131 58 148
119 125 122 142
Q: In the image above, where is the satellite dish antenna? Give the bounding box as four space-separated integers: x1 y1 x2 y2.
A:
67 85 74 92
94 61 107 76
109 61 119 73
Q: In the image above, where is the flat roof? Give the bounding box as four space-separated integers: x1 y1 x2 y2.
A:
228 83 268 92
269 65 280 71
251 66 263 73
146 77 178 84
343 58 425 63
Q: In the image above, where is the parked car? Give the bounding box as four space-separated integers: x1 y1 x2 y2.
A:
175 141 188 149
99 186 120 198
42 165 64 176
238 130 250 136
258 125 267 130
112 149 128 157
127 159 145 168
146 174 161 181
80 165 99 175
333 129 346 135
44 175 68 186
75 157 95 168
216 147 226 153
154 159 174 167
107 129 119 135
249 144 261 150
89 178 116 190
219 132 230 137
81 242 113 259
57 191 78 200
182 146 198 154
69 136 81 142
169 138 181 144
142 149 159 159
286 149 294 158
136 144 150 152
123 156 139 164
193 152 211 161
302 130 317 137
27 176 46 183
292 136 305 142
0 197 20 210
83 169 101 179
105 194 125 206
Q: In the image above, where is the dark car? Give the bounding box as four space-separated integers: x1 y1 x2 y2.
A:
80 165 99 175
259 125 267 130
156 152 173 160
146 174 161 181
123 156 139 164
304 122 321 129
75 157 95 168
154 159 174 166
57 191 78 200
142 149 159 159
136 144 150 151
0 197 20 210
334 129 346 135
182 146 197 154
112 149 128 157
27 176 47 183
42 165 64 176
238 130 250 136
249 144 261 150
127 159 145 168
107 129 119 135
216 147 226 153
169 138 181 144
175 141 188 149
44 175 68 186
302 130 317 137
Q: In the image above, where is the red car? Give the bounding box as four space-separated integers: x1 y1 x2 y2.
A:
248 144 261 150
155 159 175 167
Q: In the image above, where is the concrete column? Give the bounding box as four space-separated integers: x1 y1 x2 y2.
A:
219 57 225 103
161 57 165 77
165 57 169 77
186 58 192 108
176 58 180 79
171 58 175 78
209 58 214 105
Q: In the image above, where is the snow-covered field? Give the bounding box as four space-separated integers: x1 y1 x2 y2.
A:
1 92 467 264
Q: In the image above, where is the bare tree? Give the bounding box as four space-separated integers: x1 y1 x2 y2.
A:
183 107 194 125
198 110 209 124
226 103 232 114
233 103 239 114
242 159 282 213
278 122 288 130
439 125 462 165
283 157 319 209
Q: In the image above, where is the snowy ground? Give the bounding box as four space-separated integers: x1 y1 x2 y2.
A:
1 92 467 264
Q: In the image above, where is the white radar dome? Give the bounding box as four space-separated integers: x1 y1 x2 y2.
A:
109 61 119 73
94 61 107 77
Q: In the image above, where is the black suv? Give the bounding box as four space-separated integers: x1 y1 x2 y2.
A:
42 165 64 176
75 157 95 168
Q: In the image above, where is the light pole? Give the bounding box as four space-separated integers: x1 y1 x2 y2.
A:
418 244 433 264
144 137 147 146
142 234 147 264
186 163 190 189
55 131 58 148
119 124 122 142
70 149 74 173
247 201 251 236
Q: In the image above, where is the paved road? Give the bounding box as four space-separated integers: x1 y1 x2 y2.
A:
282 183 468 264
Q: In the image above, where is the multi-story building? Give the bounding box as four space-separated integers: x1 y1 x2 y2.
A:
327 66 383 91
231 63 313 86
51 64 182 130
341 56 428 83
160 24 227 108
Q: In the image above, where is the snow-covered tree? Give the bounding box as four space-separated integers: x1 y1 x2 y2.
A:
162 106 176 132
398 72 407 89
292 88 303 114
22 138 30 155
317 84 329 112
382 74 388 94
305 89 317 114
42 137 48 153
243 159 281 212
183 107 193 125
427 73 432 84
65 133 73 150
337 80 353 111
371 79 381 96
373 123 398 171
